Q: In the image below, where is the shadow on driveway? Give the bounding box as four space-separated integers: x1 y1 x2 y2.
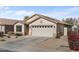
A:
0 49 13 52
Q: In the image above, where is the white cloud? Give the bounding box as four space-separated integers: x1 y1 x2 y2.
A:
0 10 35 20
51 7 79 15
47 11 70 16
44 7 79 20
0 6 79 20
0 6 9 10
12 10 35 20
15 10 35 16
66 7 79 14
0 11 13 15
67 7 79 11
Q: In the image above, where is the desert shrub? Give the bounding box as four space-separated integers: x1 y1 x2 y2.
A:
7 35 11 38
8 31 14 35
0 39 6 41
15 33 23 36
16 36 18 38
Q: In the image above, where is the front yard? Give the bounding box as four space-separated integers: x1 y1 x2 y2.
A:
0 35 73 52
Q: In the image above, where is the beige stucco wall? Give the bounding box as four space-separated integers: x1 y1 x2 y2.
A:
14 23 24 35
26 15 39 24
29 18 57 37
30 18 56 25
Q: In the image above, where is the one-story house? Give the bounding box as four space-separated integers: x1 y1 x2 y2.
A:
0 18 17 34
25 14 69 37
0 14 69 37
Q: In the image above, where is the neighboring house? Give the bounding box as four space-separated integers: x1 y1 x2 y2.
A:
14 21 26 35
0 18 17 34
25 14 69 37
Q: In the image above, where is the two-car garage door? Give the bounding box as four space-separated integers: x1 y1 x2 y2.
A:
31 25 54 37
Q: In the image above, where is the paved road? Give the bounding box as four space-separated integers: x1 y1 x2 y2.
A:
0 36 50 52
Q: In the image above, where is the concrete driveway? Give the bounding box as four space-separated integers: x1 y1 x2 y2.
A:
0 36 73 52
0 36 51 52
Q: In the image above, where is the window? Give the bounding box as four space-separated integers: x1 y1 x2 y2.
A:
45 26 47 28
40 26 41 28
16 25 22 32
48 26 49 28
42 26 44 28
32 26 34 28
37 26 39 28
50 26 52 28
54 26 55 28
35 26 36 28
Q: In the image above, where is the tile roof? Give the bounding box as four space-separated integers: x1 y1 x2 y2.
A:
14 20 25 24
26 14 69 25
0 18 18 25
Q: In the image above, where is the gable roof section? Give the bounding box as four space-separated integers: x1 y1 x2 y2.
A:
0 18 18 25
25 14 66 25
14 20 25 25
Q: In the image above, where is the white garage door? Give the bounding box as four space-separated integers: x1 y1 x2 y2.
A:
31 25 53 37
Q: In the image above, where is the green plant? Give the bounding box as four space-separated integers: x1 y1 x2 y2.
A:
8 31 14 35
7 36 11 38
0 39 6 41
15 33 23 36
0 31 4 37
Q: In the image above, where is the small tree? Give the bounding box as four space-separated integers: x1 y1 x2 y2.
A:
24 16 29 22
62 18 78 25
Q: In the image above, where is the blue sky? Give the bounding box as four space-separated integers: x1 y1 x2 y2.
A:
0 6 79 20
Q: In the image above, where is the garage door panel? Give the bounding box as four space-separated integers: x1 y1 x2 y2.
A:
32 26 53 37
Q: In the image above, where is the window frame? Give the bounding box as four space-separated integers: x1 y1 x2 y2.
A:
16 25 22 32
